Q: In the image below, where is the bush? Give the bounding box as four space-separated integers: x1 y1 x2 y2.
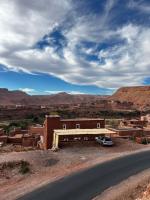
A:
107 119 119 128
0 160 31 175
19 160 30 174
141 138 148 145
1 161 17 170
130 136 136 141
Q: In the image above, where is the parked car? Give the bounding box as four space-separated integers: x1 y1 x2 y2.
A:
95 136 114 146
0 142 4 147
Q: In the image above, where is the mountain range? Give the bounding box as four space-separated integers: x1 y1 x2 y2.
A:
0 86 150 111
0 88 107 106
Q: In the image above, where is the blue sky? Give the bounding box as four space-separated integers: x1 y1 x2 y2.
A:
0 0 150 95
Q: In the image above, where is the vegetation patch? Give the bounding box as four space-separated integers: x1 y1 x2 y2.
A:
0 160 31 178
19 160 30 174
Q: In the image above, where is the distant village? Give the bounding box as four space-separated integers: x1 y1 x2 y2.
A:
0 113 150 150
0 86 150 151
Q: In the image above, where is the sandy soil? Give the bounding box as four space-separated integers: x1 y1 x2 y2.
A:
0 138 149 200
137 184 150 200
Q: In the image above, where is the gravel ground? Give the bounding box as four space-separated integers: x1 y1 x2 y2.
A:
0 138 149 200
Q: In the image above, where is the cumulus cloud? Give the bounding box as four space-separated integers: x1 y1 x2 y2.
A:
0 0 150 89
0 0 71 55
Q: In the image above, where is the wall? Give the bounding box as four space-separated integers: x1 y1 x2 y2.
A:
22 135 40 147
0 136 8 143
60 119 105 129
7 135 23 144
116 129 142 137
43 115 61 149
29 126 44 136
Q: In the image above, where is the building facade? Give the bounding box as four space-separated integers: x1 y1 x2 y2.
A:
43 115 105 149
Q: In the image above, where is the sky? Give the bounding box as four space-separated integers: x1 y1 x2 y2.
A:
0 0 150 95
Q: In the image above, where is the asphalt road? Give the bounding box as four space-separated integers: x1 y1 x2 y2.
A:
18 150 150 200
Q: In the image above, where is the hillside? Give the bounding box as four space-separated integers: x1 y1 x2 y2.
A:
0 89 108 106
0 86 150 111
111 86 150 110
0 88 29 105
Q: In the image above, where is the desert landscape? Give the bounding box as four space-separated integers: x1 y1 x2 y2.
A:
0 0 150 199
0 86 150 200
0 138 149 200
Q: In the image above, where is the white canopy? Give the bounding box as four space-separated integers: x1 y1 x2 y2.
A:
52 128 116 149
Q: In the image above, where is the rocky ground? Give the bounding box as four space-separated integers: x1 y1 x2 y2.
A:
137 184 150 200
0 138 149 200
94 169 150 200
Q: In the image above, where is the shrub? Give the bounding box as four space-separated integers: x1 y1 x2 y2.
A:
142 138 148 145
130 136 136 141
19 160 30 174
0 160 31 175
1 161 17 170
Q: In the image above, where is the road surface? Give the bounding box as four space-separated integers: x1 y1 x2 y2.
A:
18 150 150 200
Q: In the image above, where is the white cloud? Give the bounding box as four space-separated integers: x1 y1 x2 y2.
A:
19 88 36 94
0 0 150 90
0 0 71 56
128 0 150 14
45 90 64 94
45 90 85 95
68 91 85 95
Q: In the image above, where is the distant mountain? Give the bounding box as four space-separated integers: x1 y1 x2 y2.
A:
0 88 108 106
110 86 150 110
0 86 150 111
0 88 29 105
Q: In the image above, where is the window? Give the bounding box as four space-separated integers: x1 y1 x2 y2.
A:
63 124 66 129
97 123 101 129
76 124 80 129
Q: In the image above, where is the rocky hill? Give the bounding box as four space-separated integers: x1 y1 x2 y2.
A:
0 86 150 111
110 86 150 110
0 89 108 106
0 88 29 105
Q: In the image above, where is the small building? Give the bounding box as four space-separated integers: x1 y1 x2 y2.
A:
42 115 115 149
141 114 150 124
120 119 147 128
28 125 44 136
22 134 40 147
8 134 23 145
143 128 150 136
112 128 143 137
9 128 28 136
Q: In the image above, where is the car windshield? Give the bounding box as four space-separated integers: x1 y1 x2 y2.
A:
105 138 112 141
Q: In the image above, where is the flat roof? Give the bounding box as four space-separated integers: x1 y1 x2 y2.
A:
61 118 104 122
54 128 115 135
30 126 43 129
144 128 150 131
9 134 23 138
46 115 60 118
113 128 142 131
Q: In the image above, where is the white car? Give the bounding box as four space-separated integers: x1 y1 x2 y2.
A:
95 136 114 146
0 142 4 147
